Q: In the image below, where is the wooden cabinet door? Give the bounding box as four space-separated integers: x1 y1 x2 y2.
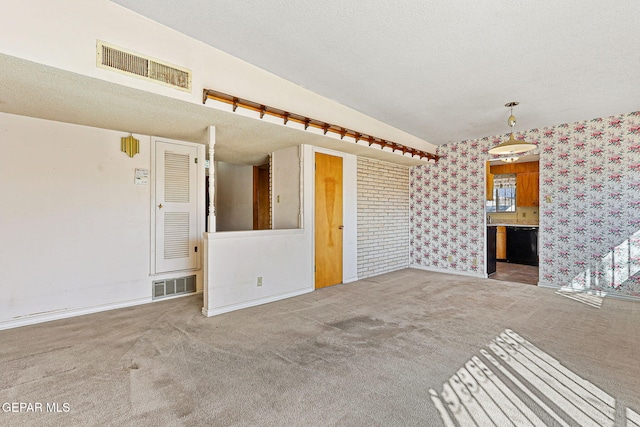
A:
486 161 494 201
517 172 539 206
496 226 507 259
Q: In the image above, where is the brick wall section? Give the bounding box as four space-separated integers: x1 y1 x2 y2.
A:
357 157 410 279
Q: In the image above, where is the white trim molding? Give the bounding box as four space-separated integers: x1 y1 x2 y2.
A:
202 288 313 317
410 264 487 279
0 297 152 331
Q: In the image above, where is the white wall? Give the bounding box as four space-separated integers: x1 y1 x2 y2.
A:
0 113 149 326
203 145 358 316
215 162 254 231
0 0 435 153
0 113 203 329
203 229 312 316
272 145 301 229
203 145 314 316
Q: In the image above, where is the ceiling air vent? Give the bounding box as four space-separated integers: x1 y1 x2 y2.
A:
96 41 192 92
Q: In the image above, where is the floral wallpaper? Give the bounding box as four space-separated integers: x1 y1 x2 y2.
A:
410 137 489 275
410 111 640 298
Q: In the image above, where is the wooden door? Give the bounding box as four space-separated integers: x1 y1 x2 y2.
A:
253 165 270 230
315 153 343 289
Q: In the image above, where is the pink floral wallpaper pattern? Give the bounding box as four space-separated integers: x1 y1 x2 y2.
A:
410 111 640 298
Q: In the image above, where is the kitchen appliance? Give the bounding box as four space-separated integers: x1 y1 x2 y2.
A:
506 227 538 266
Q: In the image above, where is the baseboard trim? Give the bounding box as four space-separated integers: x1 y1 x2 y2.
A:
410 264 487 279
343 275 358 284
538 281 640 302
202 288 314 317
537 281 558 289
0 297 152 331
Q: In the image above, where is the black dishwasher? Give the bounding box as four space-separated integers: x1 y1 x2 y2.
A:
506 227 539 266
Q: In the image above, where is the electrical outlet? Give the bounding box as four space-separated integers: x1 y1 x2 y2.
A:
473 257 478 265
447 255 453 263
257 276 263 287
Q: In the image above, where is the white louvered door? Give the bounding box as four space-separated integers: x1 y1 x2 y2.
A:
155 140 198 273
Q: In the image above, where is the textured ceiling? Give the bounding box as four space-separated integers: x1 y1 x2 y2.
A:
0 54 427 166
112 0 640 145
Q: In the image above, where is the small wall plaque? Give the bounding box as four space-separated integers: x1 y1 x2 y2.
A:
135 168 149 185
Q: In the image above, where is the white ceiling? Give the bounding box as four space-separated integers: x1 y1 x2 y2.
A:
111 0 640 145
0 53 427 166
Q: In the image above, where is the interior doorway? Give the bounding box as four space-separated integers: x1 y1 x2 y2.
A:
486 157 541 286
315 152 343 289
253 163 270 230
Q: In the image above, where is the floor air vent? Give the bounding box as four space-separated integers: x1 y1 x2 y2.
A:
97 41 192 92
153 275 196 299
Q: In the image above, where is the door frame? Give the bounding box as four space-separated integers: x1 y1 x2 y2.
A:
312 147 358 286
150 136 206 276
484 158 542 283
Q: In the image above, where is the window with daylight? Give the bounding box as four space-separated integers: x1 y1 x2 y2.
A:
486 174 516 212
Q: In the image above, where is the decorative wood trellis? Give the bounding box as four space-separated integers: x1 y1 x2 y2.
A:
203 88 438 162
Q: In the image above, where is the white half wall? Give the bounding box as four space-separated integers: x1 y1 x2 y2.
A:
203 145 314 315
203 229 313 316
203 145 358 316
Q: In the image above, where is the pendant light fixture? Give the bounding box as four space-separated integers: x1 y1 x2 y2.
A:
488 102 537 157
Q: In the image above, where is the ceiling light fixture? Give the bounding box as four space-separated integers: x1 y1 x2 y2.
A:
500 156 519 163
488 102 537 155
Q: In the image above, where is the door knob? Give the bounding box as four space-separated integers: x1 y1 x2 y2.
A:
338 225 344 229
158 204 163 209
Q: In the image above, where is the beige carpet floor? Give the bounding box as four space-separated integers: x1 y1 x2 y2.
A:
1 269 639 426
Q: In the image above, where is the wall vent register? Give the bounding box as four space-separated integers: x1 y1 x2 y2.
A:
153 275 196 299
96 41 192 92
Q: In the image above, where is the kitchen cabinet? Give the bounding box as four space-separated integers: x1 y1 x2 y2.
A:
496 226 507 260
488 161 539 206
486 161 493 200
490 161 538 175
516 172 539 206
